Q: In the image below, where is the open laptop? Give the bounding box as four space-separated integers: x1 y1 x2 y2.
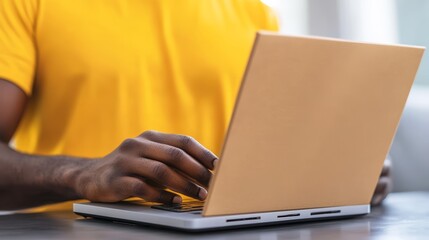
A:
74 32 424 231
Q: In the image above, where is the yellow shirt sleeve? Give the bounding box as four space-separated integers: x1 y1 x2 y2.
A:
0 0 38 95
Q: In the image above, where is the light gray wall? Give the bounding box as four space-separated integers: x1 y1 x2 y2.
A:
390 87 429 192
307 0 341 38
396 0 429 86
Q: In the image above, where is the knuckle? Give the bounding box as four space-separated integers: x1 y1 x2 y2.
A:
167 147 185 162
119 138 138 152
141 130 158 139
113 154 128 170
152 162 169 180
180 135 194 148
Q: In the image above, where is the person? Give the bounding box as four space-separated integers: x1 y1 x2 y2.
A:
0 0 391 212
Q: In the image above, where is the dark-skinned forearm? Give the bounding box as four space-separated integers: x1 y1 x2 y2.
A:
0 142 87 210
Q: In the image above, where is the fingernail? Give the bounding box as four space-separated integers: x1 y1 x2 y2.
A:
213 159 219 168
199 188 208 200
172 196 182 204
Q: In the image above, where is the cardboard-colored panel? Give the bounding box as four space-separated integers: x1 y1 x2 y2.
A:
203 32 424 216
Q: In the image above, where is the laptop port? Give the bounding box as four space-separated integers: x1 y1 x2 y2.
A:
277 213 300 218
226 216 261 222
310 210 341 216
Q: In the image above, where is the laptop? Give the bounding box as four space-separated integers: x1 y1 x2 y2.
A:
74 32 424 231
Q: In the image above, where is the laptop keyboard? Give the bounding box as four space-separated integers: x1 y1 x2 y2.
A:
151 200 204 212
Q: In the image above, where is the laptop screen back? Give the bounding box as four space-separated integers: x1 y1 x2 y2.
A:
204 32 424 216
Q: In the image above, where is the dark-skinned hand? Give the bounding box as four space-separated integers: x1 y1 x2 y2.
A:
74 130 218 204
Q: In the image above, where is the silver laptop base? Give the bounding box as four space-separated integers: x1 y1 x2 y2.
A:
74 202 369 231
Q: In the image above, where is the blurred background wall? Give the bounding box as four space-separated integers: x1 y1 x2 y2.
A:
263 0 429 192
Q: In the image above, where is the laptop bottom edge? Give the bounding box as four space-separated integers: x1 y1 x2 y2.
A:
74 203 369 232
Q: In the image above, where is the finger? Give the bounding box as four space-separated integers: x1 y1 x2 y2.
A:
140 131 218 170
380 158 391 177
131 176 166 190
374 177 388 195
120 177 182 204
129 158 208 200
371 177 391 205
135 139 212 187
371 193 384 206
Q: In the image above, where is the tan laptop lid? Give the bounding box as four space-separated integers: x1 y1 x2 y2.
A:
203 32 424 216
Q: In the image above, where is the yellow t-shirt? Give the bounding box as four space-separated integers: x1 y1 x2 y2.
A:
0 0 278 211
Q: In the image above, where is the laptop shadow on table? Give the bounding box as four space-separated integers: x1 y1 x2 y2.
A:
74 214 372 239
